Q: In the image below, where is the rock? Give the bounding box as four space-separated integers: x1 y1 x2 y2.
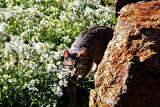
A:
115 0 156 16
89 1 160 107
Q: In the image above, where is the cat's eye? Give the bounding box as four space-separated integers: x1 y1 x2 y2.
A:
65 65 74 71
68 66 73 70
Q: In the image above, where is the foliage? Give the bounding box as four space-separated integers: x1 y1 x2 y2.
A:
0 35 69 107
104 0 116 6
0 0 116 106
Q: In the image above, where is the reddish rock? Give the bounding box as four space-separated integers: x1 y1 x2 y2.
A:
90 1 160 107
115 0 157 16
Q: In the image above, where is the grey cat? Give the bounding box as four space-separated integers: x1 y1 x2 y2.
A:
64 26 113 79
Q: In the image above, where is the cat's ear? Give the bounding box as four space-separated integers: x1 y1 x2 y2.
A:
64 50 70 58
80 48 88 57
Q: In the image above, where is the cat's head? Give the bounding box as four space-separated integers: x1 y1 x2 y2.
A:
63 49 92 79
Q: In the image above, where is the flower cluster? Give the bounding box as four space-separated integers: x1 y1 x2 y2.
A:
0 36 69 106
0 0 116 106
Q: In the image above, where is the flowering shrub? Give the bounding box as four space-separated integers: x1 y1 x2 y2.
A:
0 36 69 106
0 0 116 106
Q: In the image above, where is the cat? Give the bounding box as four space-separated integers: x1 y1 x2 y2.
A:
63 26 114 79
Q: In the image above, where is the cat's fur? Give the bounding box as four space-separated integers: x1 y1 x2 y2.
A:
64 26 113 79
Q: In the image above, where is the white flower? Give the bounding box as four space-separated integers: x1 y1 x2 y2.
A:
59 11 68 21
27 7 37 12
51 86 63 97
84 6 93 16
47 64 57 72
95 9 100 17
35 0 43 2
53 51 60 60
57 73 63 79
56 61 61 66
4 43 10 58
32 42 42 51
40 18 50 27
28 62 37 70
2 74 11 79
0 22 7 33
8 78 16 83
74 0 81 8
68 12 76 20
29 87 38 91
4 12 12 21
29 79 39 84
59 80 64 87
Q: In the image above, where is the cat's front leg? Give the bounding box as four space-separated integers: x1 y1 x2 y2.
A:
91 62 98 72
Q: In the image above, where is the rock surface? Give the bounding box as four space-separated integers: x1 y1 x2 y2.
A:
89 1 160 107
115 0 157 16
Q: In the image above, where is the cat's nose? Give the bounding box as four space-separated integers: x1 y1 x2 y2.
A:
65 65 73 72
69 69 74 76
68 66 73 71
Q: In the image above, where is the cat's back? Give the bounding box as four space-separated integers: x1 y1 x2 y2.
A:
71 26 113 52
